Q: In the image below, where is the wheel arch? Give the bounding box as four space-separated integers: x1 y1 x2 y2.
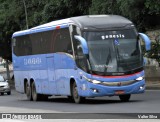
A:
70 78 75 96
23 78 35 93
24 78 28 93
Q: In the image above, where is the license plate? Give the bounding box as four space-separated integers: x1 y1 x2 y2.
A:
115 90 125 95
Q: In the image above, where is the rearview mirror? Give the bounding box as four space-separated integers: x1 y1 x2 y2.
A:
74 35 89 55
139 33 151 51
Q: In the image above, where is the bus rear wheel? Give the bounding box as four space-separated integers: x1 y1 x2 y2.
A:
31 82 41 101
119 94 131 102
25 82 32 101
72 82 85 104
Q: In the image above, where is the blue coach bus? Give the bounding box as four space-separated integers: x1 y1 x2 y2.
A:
12 15 151 103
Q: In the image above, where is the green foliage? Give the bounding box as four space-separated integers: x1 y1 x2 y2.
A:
90 0 160 31
89 0 120 15
118 0 148 31
0 0 91 60
145 0 160 15
0 0 159 61
145 42 160 65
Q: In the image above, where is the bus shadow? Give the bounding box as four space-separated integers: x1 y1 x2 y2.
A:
46 97 143 104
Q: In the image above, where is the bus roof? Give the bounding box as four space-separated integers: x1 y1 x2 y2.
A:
12 15 134 37
70 15 133 30
12 18 73 37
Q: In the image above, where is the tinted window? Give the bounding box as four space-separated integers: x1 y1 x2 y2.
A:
54 28 72 54
13 35 31 56
83 29 143 75
13 28 72 56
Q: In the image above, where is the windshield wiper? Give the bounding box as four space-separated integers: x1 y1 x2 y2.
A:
103 48 111 75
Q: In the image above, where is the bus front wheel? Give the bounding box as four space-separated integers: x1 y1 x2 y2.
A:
31 82 41 101
119 94 131 102
72 82 85 104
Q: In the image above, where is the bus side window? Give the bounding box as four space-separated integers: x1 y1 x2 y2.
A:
53 28 72 55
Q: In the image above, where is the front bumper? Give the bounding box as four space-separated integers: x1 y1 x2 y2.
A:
79 80 145 97
0 87 11 93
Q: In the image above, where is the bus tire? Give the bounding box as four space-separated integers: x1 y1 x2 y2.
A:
25 82 32 101
72 82 85 104
31 82 41 101
119 94 131 102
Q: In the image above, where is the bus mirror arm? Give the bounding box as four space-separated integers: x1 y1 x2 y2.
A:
74 35 89 55
139 33 151 51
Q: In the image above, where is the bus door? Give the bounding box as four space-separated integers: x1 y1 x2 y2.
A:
46 54 57 94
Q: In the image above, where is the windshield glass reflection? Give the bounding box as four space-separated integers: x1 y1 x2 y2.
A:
83 29 143 75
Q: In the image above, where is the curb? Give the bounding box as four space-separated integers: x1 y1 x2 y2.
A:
146 85 160 90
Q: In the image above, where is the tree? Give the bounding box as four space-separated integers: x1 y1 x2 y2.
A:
0 0 159 61
89 0 120 15
0 0 92 61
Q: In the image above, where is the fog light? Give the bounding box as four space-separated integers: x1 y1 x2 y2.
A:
139 85 145 90
91 88 99 93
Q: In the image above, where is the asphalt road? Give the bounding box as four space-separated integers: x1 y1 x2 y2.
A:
0 89 160 122
0 89 159 113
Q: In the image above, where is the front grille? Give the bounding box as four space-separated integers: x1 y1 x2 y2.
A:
100 80 138 86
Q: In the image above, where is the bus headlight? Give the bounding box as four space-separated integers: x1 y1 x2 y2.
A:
92 80 101 84
83 76 101 84
136 76 144 81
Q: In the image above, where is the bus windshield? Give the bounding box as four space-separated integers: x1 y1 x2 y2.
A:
83 29 143 75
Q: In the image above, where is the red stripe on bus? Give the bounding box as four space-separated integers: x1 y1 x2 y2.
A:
56 26 60 29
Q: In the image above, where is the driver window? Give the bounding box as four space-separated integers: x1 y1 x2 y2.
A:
71 25 89 72
76 43 88 71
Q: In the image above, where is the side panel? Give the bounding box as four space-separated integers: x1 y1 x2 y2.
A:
54 53 76 95
13 54 26 93
13 71 24 93
13 54 47 94
47 54 57 94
